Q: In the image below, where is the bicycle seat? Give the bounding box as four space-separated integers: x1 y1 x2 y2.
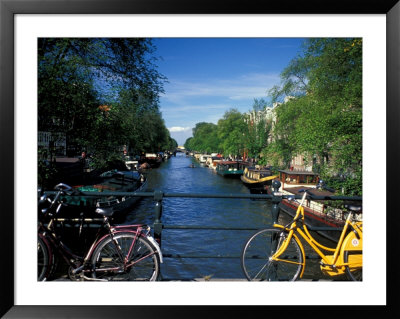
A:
344 204 362 212
95 207 114 217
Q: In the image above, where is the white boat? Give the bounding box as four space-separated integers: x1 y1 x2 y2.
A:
199 154 211 163
207 156 223 170
124 156 138 170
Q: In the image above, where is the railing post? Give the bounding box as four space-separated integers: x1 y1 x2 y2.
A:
153 190 164 246
271 180 282 224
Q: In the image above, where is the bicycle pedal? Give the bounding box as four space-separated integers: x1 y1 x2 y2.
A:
68 267 84 281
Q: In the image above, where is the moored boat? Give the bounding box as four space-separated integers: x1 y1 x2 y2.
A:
140 153 162 168
240 167 279 194
199 154 211 164
205 154 223 170
216 161 249 177
279 186 344 241
124 155 139 170
59 170 148 221
272 169 361 242
163 151 173 160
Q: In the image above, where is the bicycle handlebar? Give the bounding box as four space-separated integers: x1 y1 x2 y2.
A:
39 183 78 219
54 183 84 197
54 183 73 192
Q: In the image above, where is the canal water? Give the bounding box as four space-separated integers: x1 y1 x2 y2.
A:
125 153 339 281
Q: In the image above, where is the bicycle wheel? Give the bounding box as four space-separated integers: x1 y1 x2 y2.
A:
241 228 303 281
344 250 362 281
38 235 52 281
91 232 160 281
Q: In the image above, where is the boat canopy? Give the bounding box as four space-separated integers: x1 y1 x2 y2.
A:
278 170 319 185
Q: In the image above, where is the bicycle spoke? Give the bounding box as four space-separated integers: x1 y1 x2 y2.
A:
92 233 159 281
242 228 303 281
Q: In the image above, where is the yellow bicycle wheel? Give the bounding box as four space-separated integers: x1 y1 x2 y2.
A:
342 222 362 281
344 251 362 281
241 228 304 281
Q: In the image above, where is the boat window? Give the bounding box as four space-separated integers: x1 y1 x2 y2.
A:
299 175 307 184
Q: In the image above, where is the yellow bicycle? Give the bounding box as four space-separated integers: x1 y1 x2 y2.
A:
241 182 362 281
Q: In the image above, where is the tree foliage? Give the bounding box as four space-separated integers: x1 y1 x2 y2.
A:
38 38 173 172
264 38 362 195
244 99 273 160
185 109 248 157
185 101 274 161
216 109 247 157
185 122 220 153
182 38 362 195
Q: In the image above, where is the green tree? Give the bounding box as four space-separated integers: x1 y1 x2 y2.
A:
38 39 100 151
244 99 273 159
38 38 168 171
165 136 178 151
188 122 219 153
184 137 194 151
265 38 362 195
217 109 247 158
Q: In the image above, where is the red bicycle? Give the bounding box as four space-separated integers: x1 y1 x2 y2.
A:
38 183 162 281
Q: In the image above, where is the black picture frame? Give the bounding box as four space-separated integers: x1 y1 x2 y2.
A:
1 0 398 317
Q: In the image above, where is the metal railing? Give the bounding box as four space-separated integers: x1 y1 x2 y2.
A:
51 187 362 242
44 185 362 279
42 182 362 280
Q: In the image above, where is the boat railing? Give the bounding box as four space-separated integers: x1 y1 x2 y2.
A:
280 188 361 222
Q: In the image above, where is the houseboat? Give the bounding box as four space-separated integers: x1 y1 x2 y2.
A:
124 155 139 170
241 167 279 194
59 170 148 222
140 153 162 168
206 155 223 170
216 161 249 178
274 169 353 242
199 154 211 164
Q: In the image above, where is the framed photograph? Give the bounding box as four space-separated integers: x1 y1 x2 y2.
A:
1 0 398 317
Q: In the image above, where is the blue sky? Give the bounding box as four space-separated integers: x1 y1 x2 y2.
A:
153 38 305 145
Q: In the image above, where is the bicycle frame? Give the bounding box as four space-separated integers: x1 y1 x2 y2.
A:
38 216 109 270
38 184 163 281
85 225 162 276
272 190 362 278
39 215 159 278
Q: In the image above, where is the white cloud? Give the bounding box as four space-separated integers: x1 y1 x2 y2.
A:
168 127 194 145
161 72 280 104
161 103 229 114
168 126 192 133
160 71 281 141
